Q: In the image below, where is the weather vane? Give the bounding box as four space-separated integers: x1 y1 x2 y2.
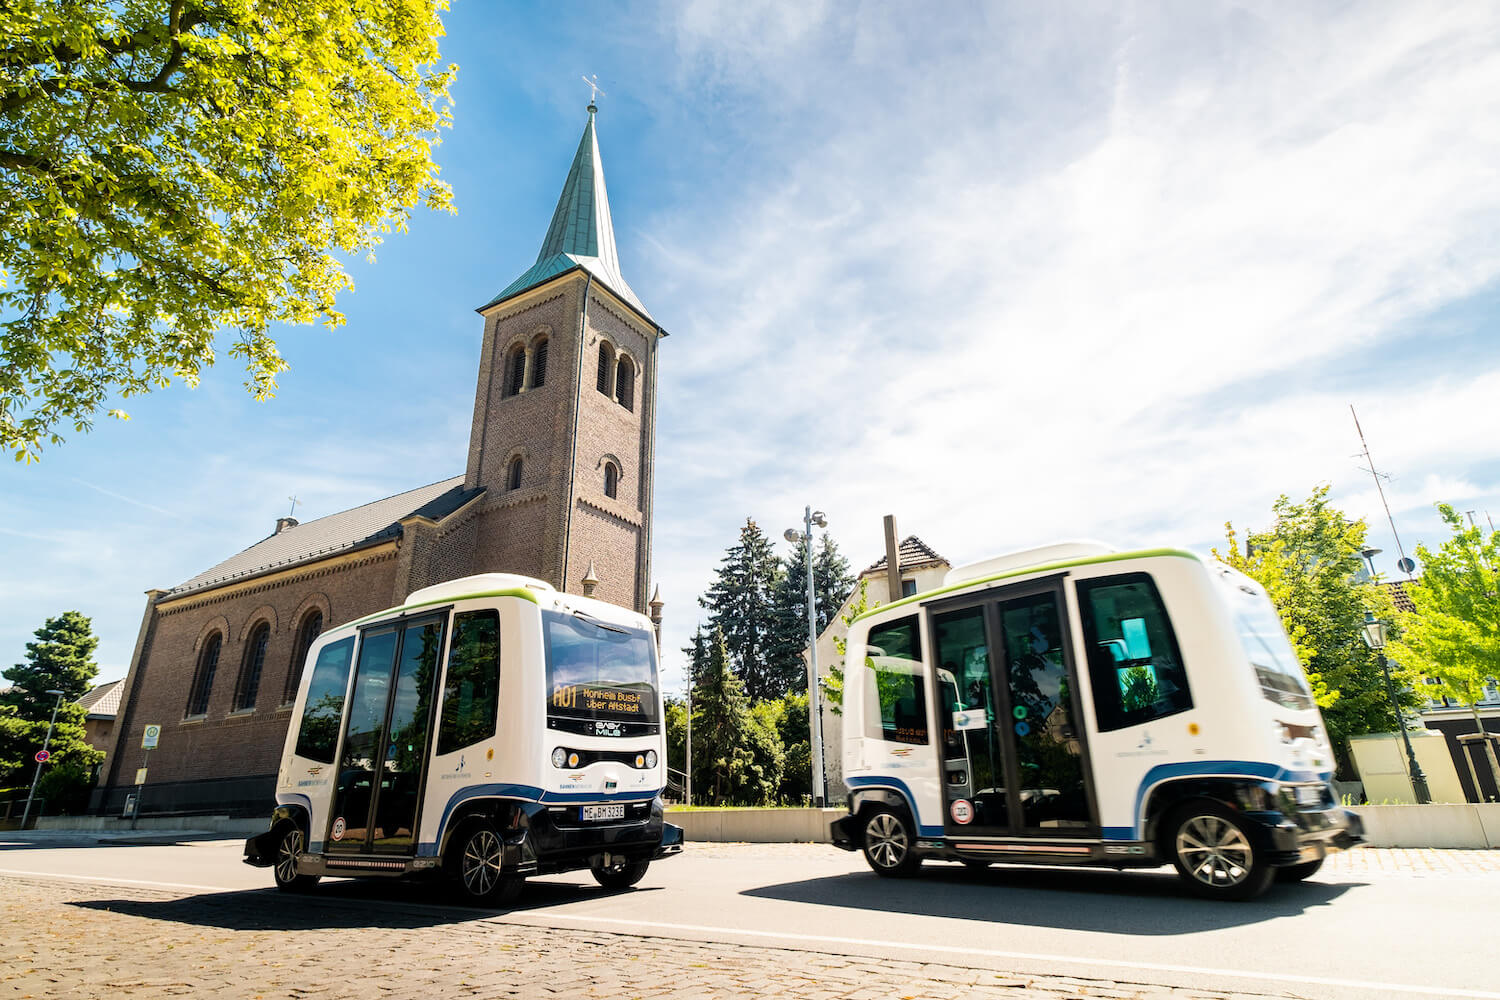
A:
581 74 605 109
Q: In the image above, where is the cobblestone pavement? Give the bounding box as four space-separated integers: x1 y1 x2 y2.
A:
1 874 1293 1000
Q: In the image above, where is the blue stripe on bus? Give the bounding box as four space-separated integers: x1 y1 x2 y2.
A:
844 775 943 837
1126 760 1333 839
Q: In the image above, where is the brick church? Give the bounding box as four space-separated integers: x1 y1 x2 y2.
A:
92 103 666 816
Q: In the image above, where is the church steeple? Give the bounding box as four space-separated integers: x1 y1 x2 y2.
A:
480 106 652 320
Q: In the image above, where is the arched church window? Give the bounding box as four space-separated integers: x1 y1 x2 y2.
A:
234 622 271 711
187 633 221 717
604 461 619 499
283 610 324 705
530 338 548 388
615 355 634 411
505 344 526 396
507 456 523 491
596 342 615 396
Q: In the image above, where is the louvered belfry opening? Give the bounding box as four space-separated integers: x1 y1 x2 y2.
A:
531 338 549 388
615 356 634 411
506 345 526 396
596 341 614 396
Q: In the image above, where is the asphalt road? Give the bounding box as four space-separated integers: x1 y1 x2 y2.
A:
3 835 1497 1000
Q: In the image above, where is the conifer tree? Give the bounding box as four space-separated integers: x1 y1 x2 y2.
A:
1 611 103 785
691 629 752 803
769 530 857 695
699 518 785 701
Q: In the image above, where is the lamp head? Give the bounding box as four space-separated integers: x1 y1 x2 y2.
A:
811 511 827 528
784 529 803 544
1359 611 1388 650
45 689 64 696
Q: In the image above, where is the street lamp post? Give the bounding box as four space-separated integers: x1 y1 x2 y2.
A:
20 689 67 829
1360 613 1431 805
786 507 828 807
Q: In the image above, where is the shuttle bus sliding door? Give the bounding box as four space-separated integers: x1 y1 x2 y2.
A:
326 613 447 856
929 579 1099 842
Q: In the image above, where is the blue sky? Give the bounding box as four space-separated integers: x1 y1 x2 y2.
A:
4 2 1500 695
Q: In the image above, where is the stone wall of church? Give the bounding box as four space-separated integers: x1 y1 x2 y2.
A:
98 549 399 816
463 285 581 588
566 294 655 610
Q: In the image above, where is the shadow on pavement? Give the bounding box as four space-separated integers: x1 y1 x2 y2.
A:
66 874 660 931
743 862 1360 934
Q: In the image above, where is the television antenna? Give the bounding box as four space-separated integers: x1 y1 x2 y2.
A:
1351 405 1415 580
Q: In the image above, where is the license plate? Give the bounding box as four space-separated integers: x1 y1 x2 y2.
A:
1294 785 1324 808
582 803 625 822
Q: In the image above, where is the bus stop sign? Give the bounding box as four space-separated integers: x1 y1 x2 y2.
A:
142 725 161 750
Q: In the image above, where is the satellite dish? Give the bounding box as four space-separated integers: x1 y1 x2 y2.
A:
1397 557 1417 575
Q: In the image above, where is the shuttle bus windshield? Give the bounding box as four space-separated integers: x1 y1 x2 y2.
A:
543 610 660 737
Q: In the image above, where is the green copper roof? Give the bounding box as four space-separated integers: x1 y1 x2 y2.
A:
481 109 652 321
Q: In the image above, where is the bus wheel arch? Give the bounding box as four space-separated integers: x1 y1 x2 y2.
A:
270 813 319 893
448 818 524 905
1142 778 1275 851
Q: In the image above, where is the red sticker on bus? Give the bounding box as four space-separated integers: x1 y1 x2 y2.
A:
950 799 973 825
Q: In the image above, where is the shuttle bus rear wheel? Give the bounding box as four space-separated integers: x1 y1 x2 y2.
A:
453 823 524 905
1168 804 1274 901
862 808 921 878
272 824 320 893
591 857 650 890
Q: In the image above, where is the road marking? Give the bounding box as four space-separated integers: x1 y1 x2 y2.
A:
5 868 1497 1000
0 868 232 894
500 912 1500 1000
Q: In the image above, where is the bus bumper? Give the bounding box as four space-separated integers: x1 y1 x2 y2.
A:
1245 787 1365 866
653 822 685 859
829 813 859 851
243 827 277 868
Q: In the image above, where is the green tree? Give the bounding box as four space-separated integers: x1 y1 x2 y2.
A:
769 691 811 804
1216 485 1412 773
700 519 785 701
1388 504 1500 792
1 611 104 790
689 629 763 804
769 530 856 694
1 0 456 461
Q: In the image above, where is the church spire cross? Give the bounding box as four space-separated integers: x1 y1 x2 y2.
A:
581 74 605 114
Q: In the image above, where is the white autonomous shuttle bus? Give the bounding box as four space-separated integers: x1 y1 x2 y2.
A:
244 574 683 903
832 543 1363 900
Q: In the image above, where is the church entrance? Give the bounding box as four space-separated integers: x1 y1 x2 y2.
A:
325 614 446 856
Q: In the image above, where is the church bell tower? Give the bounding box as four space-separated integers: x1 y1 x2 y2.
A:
463 102 665 613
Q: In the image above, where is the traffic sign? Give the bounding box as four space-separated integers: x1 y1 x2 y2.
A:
34 749 49 764
142 724 161 750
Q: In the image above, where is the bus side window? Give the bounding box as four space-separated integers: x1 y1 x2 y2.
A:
865 616 929 746
294 637 356 763
1076 574 1192 732
437 610 500 754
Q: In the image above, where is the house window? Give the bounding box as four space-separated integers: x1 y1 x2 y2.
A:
901 579 917 598
530 338 548 388
596 342 615 396
505 344 526 396
283 610 324 705
615 355 634 411
235 622 271 711
604 461 619 499
186 633 221 717
507 456 523 491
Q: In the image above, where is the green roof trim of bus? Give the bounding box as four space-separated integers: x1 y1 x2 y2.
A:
346 586 542 628
850 547 1203 624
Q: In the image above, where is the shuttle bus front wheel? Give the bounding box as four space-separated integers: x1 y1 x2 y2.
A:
861 808 921 878
272 824 320 893
1168 804 1274 901
452 823 524 905
591 857 650 889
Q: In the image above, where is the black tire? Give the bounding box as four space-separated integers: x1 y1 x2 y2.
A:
1276 857 1325 883
1168 804 1274 901
861 808 922 878
591 858 650 890
451 823 524 905
272 824 320 893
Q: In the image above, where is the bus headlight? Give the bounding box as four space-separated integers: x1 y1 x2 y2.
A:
635 754 646 768
568 752 581 768
645 750 658 769
551 747 567 768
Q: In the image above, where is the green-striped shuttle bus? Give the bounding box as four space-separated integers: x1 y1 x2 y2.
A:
832 542 1362 900
244 573 682 903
